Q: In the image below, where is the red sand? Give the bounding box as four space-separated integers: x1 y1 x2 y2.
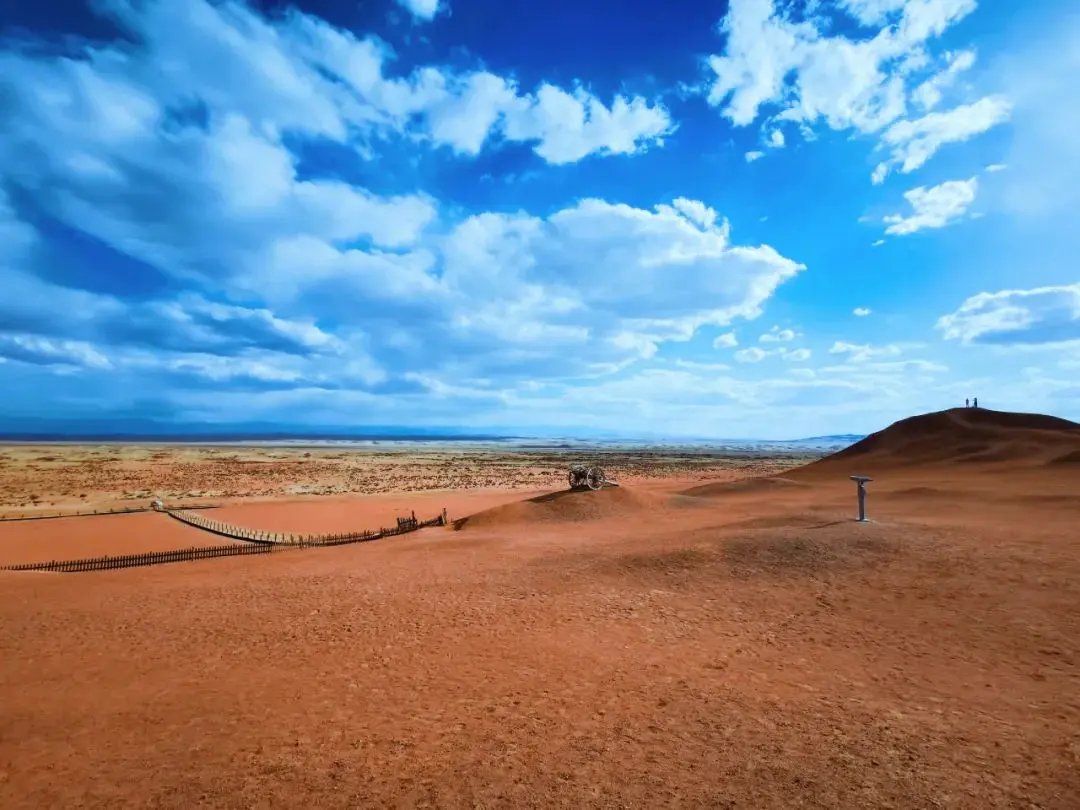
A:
2 412 1080 808
208 488 549 534
453 486 664 531
795 407 1080 477
0 512 225 566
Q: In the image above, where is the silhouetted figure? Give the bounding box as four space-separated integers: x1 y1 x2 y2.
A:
965 398 970 408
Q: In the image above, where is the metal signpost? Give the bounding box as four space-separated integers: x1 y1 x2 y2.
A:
849 475 873 523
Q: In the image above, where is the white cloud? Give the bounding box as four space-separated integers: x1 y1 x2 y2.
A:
936 284 1080 347
829 340 903 362
871 238 886 246
733 344 808 363
162 354 306 384
435 199 805 372
0 0 811 405
985 163 1007 172
0 0 672 174
759 326 797 342
704 1 1006 184
911 48 976 111
853 307 872 316
713 332 739 348
873 96 1011 182
395 0 441 21
745 150 765 162
247 193 804 388
501 85 675 165
706 0 911 133
883 176 978 235
0 334 112 370
838 0 959 29
766 128 785 148
735 346 769 363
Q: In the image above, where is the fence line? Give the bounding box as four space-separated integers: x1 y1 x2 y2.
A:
0 504 221 523
162 507 445 548
1 508 448 574
3 543 281 573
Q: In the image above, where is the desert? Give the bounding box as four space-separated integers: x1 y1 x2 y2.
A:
4 0 1076 806
1 408 1079 808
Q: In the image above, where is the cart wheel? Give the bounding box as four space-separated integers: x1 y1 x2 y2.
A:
586 467 605 490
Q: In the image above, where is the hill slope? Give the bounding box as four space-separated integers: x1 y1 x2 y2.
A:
453 486 659 531
789 407 1080 478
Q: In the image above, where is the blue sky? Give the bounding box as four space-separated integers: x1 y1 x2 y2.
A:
1 0 1079 439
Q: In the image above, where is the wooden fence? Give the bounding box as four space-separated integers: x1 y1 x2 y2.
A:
1 509 447 574
0 504 220 523
163 507 444 548
3 543 279 573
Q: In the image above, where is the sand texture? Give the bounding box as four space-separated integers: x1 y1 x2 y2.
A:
2 409 1079 808
0 444 809 516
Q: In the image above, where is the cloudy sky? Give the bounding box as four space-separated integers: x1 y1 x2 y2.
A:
1 0 1078 439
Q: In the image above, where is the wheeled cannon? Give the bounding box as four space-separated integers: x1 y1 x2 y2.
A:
568 464 618 491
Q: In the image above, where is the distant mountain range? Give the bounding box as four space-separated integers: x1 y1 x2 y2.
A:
774 434 866 445
0 417 865 445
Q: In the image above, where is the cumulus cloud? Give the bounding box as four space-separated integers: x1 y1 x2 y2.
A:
0 0 737 396
883 176 978 235
428 198 805 380
853 307 873 316
704 0 1007 182
936 284 1080 347
1 0 672 175
759 325 797 342
713 332 739 348
735 346 769 363
745 150 765 162
2 127 806 390
395 0 441 22
829 341 903 361
2 0 1026 438
501 86 674 165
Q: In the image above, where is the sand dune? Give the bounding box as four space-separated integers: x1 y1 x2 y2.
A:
789 407 1080 478
453 485 660 531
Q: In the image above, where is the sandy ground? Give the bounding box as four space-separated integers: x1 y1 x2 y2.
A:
0 512 231 566
0 444 811 516
2 450 1079 807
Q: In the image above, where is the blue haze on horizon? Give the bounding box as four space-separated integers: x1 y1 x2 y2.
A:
1 0 1078 441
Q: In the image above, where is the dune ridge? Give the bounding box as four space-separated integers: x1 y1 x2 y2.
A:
453 486 661 531
789 407 1080 478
